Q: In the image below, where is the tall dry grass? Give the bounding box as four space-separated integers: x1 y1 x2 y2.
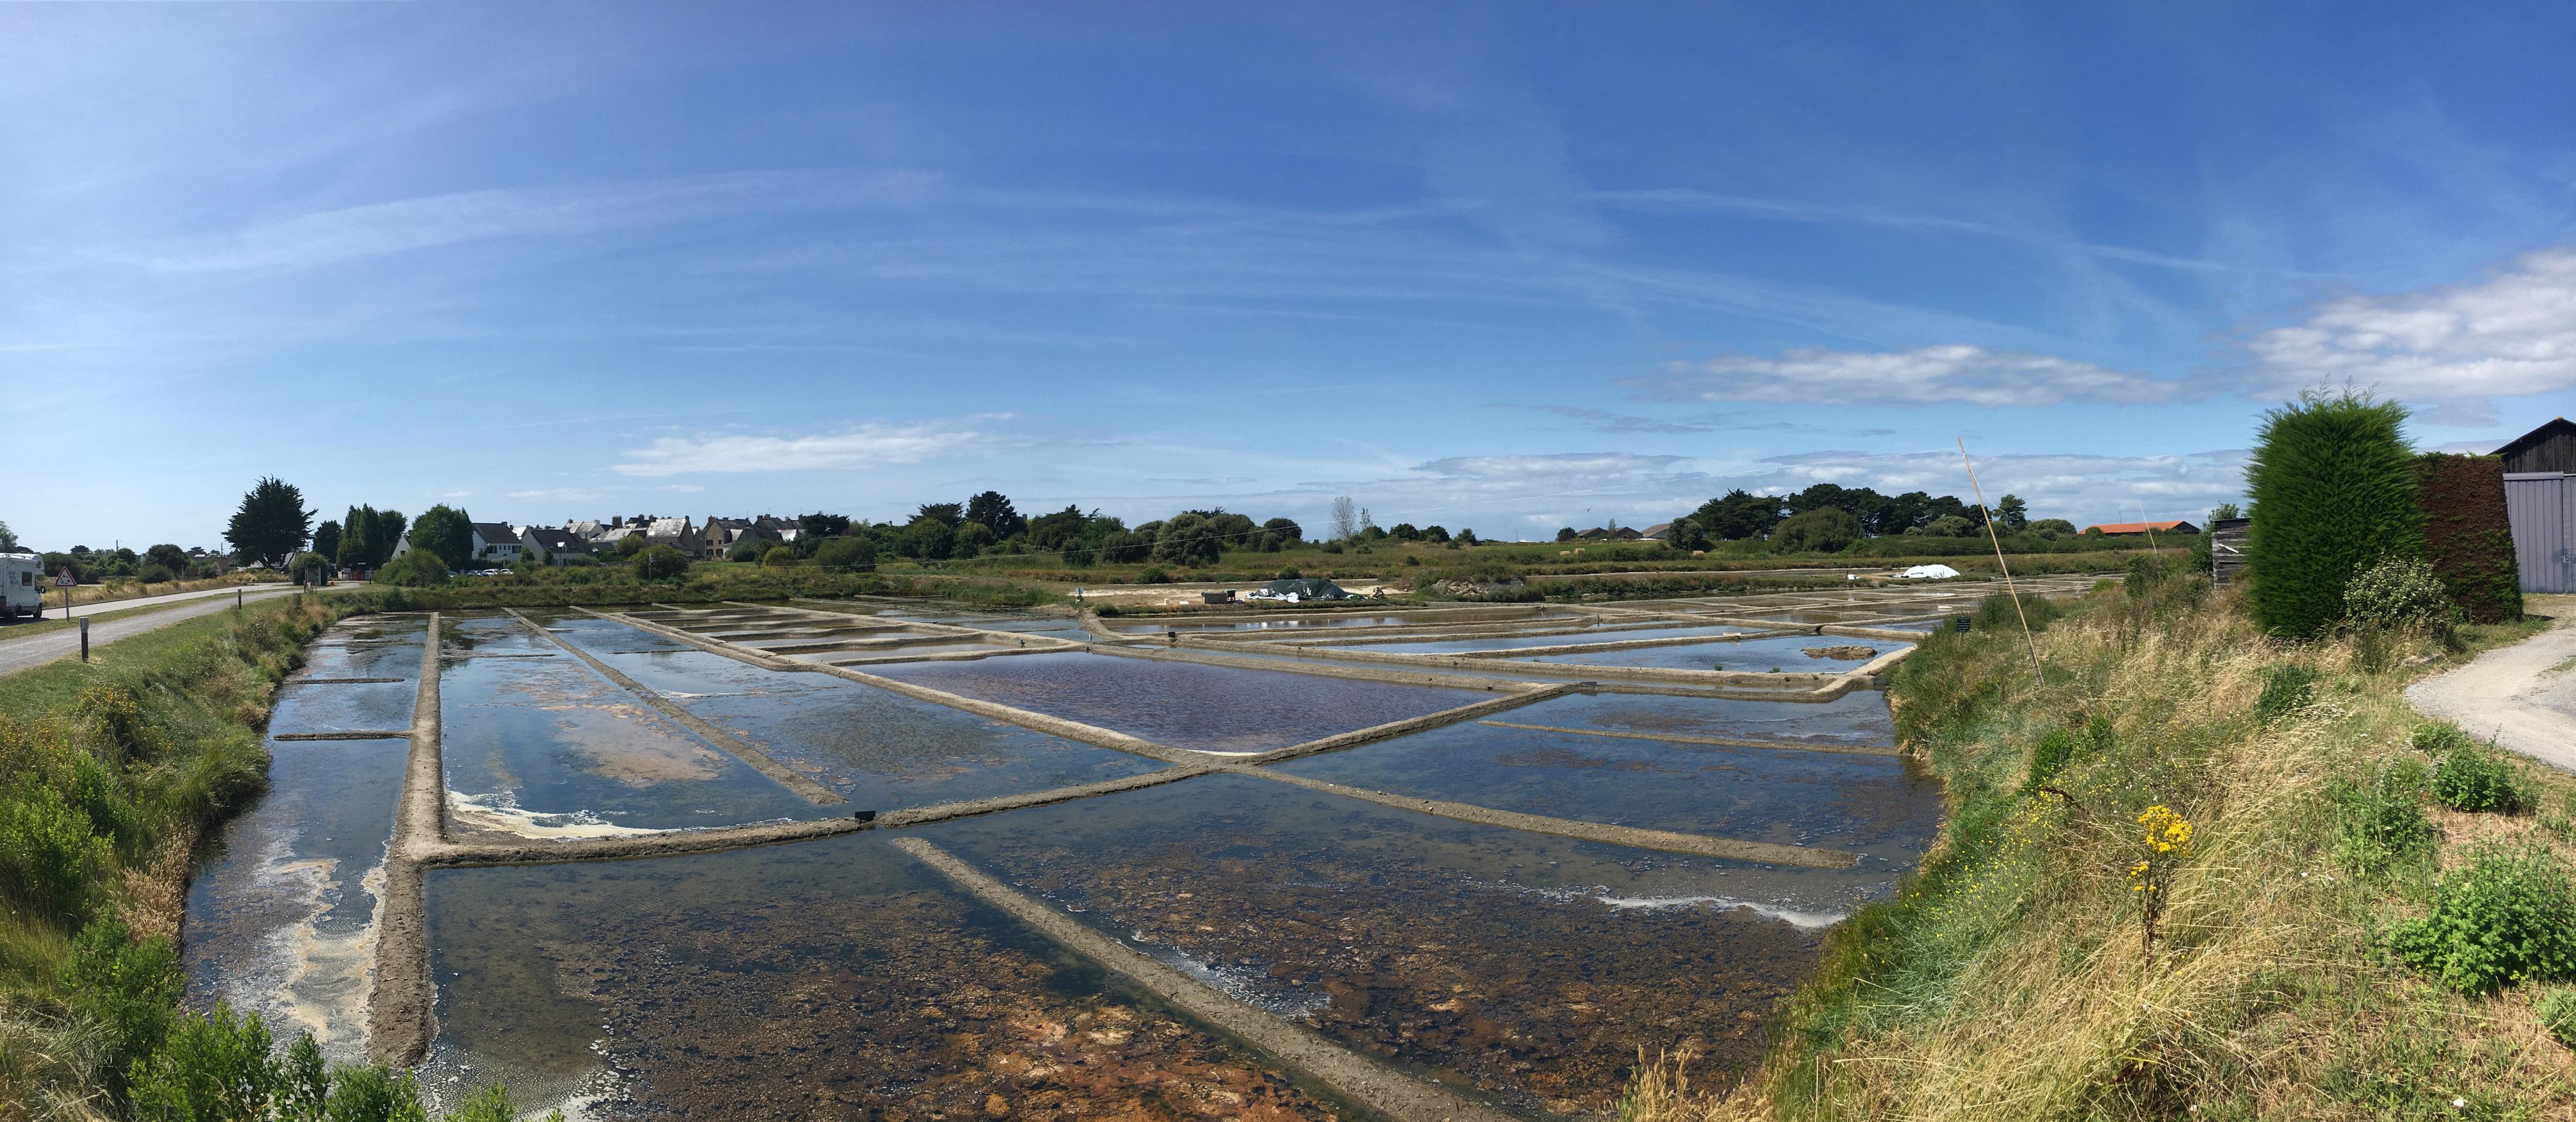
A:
1629 581 2576 1121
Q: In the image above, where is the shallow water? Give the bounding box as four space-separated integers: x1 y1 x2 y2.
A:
1277 718 1942 857
421 834 1340 1121
923 774 1862 1114
1522 635 1909 673
1510 690 1898 746
551 627 1170 809
865 651 1495 753
439 626 829 838
1114 609 1572 635
1338 623 1747 655
182 618 427 1063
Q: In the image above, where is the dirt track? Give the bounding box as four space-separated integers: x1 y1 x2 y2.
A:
2407 596 2576 774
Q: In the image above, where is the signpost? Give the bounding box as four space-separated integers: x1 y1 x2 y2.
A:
79 617 88 663
56 568 74 621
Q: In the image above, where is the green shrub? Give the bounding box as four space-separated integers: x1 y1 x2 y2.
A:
1137 567 1170 584
66 916 181 1078
0 782 113 923
2390 843 2576 993
1772 508 1863 553
724 537 764 563
321 1062 430 1122
2253 664 2318 724
760 545 797 569
633 545 691 582
2026 727 2080 788
812 536 875 573
1276 566 1301 580
1970 591 2060 633
2538 989 2576 1050
2429 737 2529 814
2327 758 2436 874
2345 555 2452 631
2244 389 2425 638
128 1001 284 1120
372 550 449 587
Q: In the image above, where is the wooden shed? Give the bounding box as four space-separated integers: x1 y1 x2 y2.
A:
2495 418 2576 474
2208 517 2250 586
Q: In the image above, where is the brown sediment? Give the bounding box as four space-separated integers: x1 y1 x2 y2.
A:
274 731 412 741
1475 720 1903 757
291 677 406 685
367 613 443 1066
894 836 1519 1122
1235 769 1860 869
502 609 845 805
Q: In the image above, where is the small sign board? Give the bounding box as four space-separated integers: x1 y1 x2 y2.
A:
55 568 75 587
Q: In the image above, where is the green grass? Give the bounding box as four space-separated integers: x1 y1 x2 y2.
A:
1631 582 2576 1120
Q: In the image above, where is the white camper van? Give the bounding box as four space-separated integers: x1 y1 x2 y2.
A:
0 553 45 619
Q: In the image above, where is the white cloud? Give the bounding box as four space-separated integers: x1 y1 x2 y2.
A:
1649 344 2189 407
610 415 1013 477
2245 247 2576 399
505 487 609 502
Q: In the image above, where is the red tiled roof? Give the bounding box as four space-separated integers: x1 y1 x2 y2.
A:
2086 520 2194 534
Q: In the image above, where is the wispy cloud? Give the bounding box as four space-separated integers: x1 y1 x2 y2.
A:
609 414 1015 477
506 486 611 502
1646 344 2192 407
1494 404 1719 435
122 170 938 273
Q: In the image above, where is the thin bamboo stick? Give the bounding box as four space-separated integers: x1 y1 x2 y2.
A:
1960 438 2044 686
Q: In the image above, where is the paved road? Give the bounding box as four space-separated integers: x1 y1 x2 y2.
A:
2406 595 2576 774
0 583 318 677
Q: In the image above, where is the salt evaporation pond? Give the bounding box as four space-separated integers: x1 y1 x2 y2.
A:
922 772 1867 1116
184 601 1956 1119
1276 709 1942 857
182 616 426 1064
1520 635 1908 673
439 618 831 838
540 628 1165 809
1338 623 1748 655
865 650 1495 753
419 833 1341 1120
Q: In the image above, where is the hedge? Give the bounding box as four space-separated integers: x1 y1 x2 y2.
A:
2415 453 2523 623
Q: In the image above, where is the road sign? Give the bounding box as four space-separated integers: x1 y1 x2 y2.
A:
55 567 74 587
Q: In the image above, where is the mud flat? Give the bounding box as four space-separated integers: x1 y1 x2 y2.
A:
921 774 1860 1115
419 833 1349 1121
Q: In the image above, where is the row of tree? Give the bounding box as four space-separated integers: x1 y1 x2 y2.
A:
1634 484 2084 553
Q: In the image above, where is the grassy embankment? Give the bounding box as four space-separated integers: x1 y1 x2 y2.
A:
0 593 545 1120
1628 570 2576 1120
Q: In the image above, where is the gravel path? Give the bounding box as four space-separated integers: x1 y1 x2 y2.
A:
0 584 314 677
2406 595 2576 774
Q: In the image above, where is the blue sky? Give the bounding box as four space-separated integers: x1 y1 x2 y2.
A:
8 3 2574 550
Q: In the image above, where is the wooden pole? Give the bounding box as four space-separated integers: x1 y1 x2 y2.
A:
2138 504 2161 558
1960 438 2045 686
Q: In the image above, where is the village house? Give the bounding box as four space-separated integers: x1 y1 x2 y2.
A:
518 526 592 565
